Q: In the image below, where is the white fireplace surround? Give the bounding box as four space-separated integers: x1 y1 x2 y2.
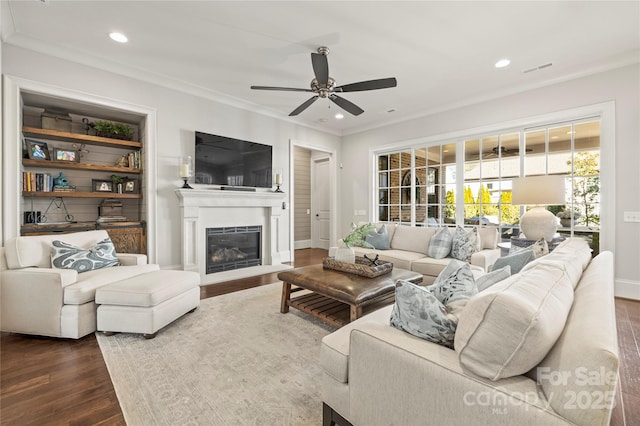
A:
175 189 291 285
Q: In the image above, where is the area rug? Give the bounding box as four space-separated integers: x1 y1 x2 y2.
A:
96 283 336 425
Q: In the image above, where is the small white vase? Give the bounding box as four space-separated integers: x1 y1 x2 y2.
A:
335 245 355 263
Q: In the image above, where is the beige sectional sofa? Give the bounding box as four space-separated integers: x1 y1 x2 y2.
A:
321 239 618 425
1 230 159 338
335 224 501 284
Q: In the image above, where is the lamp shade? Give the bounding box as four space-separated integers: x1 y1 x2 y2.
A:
512 175 565 206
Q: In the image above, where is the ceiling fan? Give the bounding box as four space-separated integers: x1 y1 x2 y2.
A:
485 146 533 158
250 47 397 117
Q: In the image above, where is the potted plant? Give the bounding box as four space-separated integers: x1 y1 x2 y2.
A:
557 208 581 227
93 120 133 141
336 224 375 263
111 174 125 193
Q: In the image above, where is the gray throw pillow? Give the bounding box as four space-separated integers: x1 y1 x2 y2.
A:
492 249 535 274
427 227 453 259
390 260 477 348
450 226 481 262
365 224 390 250
476 265 512 292
51 238 120 273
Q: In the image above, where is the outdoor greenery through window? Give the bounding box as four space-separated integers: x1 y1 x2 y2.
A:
374 119 601 252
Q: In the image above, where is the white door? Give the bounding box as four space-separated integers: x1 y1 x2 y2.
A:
312 157 331 249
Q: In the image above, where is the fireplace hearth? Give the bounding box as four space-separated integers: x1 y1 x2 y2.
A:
206 226 261 274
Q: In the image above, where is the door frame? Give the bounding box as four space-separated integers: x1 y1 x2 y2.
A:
311 155 331 249
289 139 337 258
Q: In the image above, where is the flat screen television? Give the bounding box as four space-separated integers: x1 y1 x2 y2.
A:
194 131 272 188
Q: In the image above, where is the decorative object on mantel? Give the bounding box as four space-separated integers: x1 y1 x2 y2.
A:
179 156 194 189
323 256 393 278
274 169 283 193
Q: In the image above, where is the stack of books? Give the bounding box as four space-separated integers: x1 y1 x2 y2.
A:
97 216 127 223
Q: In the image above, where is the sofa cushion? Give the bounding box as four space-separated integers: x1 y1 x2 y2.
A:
63 264 160 305
320 305 393 383
521 238 592 289
390 225 435 255
454 261 575 380
365 224 391 250
450 226 481 261
530 252 618 426
427 227 453 259
51 238 120 273
4 230 111 269
475 265 511 292
491 248 535 274
354 248 425 271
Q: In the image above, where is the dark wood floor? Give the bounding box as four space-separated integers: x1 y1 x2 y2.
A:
1 248 638 425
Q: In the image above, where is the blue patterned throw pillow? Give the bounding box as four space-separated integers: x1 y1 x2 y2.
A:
390 260 477 348
51 238 120 273
450 226 481 262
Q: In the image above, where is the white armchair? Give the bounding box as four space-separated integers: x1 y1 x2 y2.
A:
1 230 158 338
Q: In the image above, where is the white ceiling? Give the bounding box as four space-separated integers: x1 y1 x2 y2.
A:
2 1 639 136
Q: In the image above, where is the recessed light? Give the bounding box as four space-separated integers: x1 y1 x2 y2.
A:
109 32 128 43
335 113 344 120
495 58 511 68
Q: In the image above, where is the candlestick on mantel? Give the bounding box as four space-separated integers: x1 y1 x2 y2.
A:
179 156 193 189
274 169 283 193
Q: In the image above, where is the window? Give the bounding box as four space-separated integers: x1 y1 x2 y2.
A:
374 118 601 253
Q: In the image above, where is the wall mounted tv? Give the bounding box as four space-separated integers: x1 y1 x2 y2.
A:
194 131 272 188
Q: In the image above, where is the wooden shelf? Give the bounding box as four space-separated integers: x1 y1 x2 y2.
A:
22 191 142 199
22 158 142 174
22 127 142 149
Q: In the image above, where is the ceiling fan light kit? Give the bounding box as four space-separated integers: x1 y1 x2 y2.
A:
251 46 397 117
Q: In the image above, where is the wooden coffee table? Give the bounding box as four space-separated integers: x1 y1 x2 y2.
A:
278 265 422 327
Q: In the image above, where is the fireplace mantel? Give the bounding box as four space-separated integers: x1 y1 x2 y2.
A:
175 188 286 208
175 189 290 284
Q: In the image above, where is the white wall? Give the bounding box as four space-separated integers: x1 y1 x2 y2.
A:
341 64 640 297
1 44 341 268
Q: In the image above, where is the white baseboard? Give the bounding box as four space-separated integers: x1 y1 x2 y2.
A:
615 278 640 300
295 239 312 250
279 250 293 263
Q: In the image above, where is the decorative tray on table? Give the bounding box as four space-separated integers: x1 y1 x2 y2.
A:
322 256 393 278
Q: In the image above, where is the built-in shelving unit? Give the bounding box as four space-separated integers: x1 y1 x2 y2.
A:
19 103 147 253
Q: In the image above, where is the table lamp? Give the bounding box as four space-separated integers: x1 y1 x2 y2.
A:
512 175 565 241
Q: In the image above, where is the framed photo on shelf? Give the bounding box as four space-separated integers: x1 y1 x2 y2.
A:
26 139 51 160
92 179 113 192
53 148 80 162
124 178 137 193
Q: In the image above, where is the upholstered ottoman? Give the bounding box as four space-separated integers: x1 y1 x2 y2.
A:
96 270 200 338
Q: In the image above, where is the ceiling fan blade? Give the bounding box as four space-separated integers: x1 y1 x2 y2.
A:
311 52 329 85
251 86 313 92
289 96 319 116
329 94 364 116
335 77 397 92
